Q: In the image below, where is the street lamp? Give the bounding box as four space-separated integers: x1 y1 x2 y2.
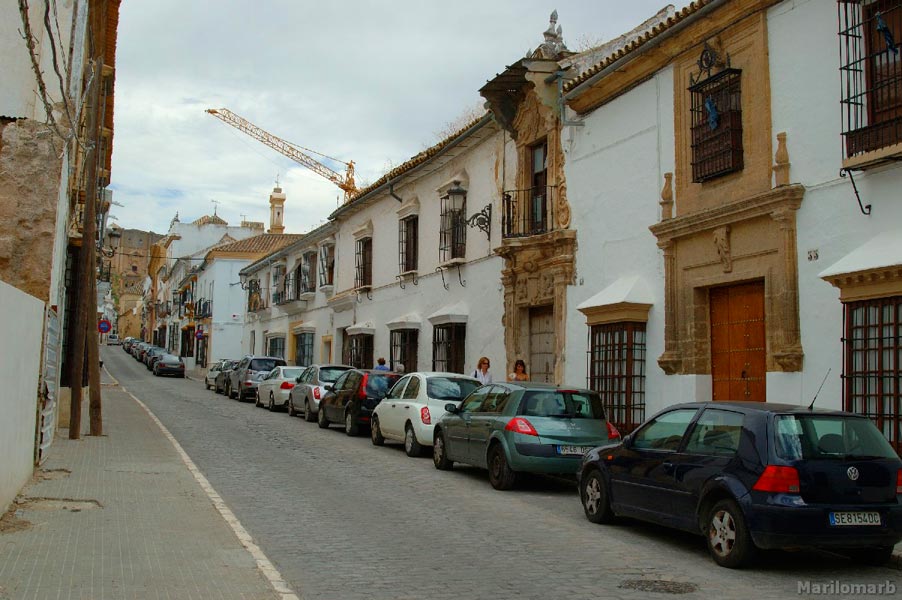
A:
99 228 121 258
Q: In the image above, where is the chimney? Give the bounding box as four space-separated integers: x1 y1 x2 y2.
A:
268 186 286 234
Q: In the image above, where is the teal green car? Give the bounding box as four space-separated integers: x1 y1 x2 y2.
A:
432 382 620 490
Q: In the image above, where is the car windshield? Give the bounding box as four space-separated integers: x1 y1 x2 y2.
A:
319 367 350 383
426 377 480 401
520 390 605 419
774 415 898 460
249 358 285 371
282 368 303 379
365 373 401 399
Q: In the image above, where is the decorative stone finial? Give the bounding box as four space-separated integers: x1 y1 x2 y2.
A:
534 9 568 59
773 132 790 187
660 172 674 221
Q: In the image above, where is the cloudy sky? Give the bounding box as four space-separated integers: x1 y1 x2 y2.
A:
110 1 679 236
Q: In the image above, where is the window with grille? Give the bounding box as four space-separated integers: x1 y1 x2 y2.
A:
390 329 418 373
586 322 647 434
839 1 902 158
689 68 743 182
319 244 335 287
439 198 466 263
267 336 286 359
355 237 372 288
301 251 317 293
530 141 549 234
843 296 901 452
294 332 314 367
433 324 466 373
272 265 285 304
399 216 418 273
347 334 374 369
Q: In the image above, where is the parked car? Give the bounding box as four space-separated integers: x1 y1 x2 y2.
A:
135 342 152 362
432 382 620 490
106 333 120 345
287 364 353 420
577 402 902 569
317 369 402 436
228 356 287 401
371 372 481 457
255 366 305 411
122 337 136 352
205 360 228 390
145 346 167 370
153 354 185 377
214 360 238 395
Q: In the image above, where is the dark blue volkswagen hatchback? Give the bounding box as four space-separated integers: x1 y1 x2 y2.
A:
578 402 902 568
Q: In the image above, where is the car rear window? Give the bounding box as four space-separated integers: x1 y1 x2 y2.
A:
519 390 605 419
161 354 180 363
282 368 303 379
426 377 480 401
774 415 898 460
250 358 286 371
365 373 401 399
319 366 351 383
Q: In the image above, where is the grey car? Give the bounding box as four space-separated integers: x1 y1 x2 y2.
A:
227 356 287 401
214 360 238 394
287 363 353 421
205 360 228 390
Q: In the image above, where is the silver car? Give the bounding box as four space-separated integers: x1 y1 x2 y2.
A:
287 364 353 421
227 356 287 401
205 359 228 390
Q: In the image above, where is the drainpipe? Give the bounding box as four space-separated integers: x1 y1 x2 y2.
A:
546 70 583 128
389 178 403 203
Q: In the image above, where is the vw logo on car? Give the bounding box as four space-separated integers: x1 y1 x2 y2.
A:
847 466 860 481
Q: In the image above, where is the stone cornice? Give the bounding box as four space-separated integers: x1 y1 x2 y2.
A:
822 266 902 303
649 184 804 242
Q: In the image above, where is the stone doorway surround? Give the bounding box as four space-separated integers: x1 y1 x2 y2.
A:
649 182 805 377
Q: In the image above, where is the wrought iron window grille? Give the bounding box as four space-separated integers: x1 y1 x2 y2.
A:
586 322 647 435
390 329 419 373
398 216 419 279
355 237 373 289
501 186 557 239
432 323 466 373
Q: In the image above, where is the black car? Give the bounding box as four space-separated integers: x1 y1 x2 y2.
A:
578 402 902 568
317 369 401 436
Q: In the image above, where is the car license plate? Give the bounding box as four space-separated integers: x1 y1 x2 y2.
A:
829 511 881 526
558 445 591 456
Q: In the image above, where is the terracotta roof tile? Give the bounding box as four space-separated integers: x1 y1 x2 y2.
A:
192 213 229 226
213 233 303 255
563 0 713 94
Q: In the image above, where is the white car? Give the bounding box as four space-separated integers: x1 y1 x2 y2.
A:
287 364 353 421
204 359 228 390
255 366 305 411
370 372 481 457
106 334 120 345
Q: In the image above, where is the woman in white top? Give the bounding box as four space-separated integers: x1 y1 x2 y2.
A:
472 356 493 385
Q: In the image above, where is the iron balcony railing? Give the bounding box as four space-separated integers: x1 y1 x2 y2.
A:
502 186 557 239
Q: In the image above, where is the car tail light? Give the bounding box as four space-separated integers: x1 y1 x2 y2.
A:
280 382 295 390
244 381 253 387
359 373 369 400
753 465 800 494
420 407 431 425
897 470 902 495
505 417 538 436
606 422 621 440
313 387 321 400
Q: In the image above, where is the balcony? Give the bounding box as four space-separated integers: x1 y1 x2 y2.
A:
248 287 269 312
502 186 557 239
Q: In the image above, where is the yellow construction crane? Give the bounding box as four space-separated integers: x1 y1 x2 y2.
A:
206 108 357 203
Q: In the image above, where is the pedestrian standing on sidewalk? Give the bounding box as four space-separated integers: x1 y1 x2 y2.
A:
472 356 493 385
508 359 529 382
374 357 390 371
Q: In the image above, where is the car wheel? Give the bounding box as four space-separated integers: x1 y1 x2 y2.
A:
706 499 756 568
304 399 315 423
433 431 453 471
845 546 894 565
254 391 263 407
205 381 211 390
287 396 296 417
580 469 614 524
487 444 516 491
404 423 423 457
317 404 330 429
225 382 233 399
344 411 359 436
370 416 385 446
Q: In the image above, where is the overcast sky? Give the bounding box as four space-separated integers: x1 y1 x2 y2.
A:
110 1 678 236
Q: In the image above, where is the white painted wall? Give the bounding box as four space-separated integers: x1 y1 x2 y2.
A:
563 69 682 415
202 259 250 362
768 0 902 409
0 280 44 512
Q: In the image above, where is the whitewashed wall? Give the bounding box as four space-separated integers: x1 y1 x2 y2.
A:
768 0 902 409
562 69 682 415
201 259 249 362
0 280 44 512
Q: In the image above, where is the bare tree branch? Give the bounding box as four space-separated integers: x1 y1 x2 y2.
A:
43 0 76 135
17 0 66 141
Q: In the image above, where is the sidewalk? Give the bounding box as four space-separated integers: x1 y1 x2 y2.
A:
0 370 286 599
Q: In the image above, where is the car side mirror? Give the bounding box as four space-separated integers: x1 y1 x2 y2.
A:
444 403 459 414
324 384 333 391
621 433 633 448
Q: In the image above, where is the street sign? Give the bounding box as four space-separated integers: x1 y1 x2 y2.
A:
195 329 205 340
98 319 111 334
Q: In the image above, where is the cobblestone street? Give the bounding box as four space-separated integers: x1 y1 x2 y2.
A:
103 348 902 599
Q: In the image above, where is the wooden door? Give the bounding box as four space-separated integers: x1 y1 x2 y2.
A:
529 305 555 384
710 282 766 402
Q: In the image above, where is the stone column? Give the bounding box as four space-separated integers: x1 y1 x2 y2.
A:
771 207 803 371
657 239 681 375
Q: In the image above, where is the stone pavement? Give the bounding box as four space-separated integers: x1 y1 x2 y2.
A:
0 369 288 600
